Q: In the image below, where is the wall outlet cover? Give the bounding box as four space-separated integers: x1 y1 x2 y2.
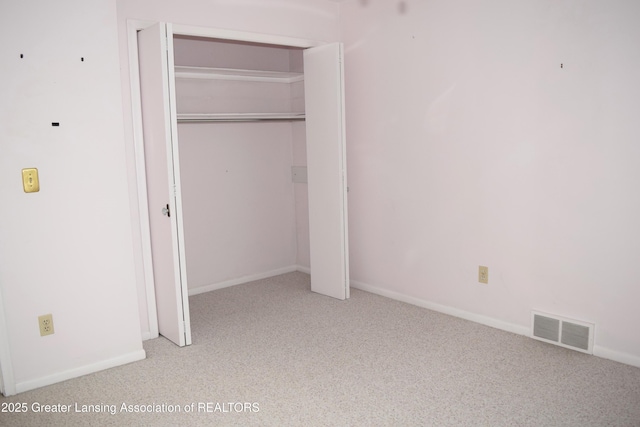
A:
38 314 54 336
478 266 488 284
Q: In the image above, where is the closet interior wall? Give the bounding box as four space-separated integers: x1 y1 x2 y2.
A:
172 36 310 292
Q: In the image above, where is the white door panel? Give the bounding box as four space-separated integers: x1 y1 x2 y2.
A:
138 22 191 346
304 43 350 300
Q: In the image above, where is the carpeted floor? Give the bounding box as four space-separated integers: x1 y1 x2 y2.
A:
1 271 639 426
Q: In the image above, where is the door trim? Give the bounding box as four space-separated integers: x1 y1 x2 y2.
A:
127 19 161 340
171 24 321 48
126 20 331 340
0 285 16 395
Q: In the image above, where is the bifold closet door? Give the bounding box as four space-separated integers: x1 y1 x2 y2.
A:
304 43 350 300
138 22 192 346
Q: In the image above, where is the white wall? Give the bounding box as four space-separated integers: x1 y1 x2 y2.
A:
340 0 640 365
0 0 145 394
115 0 340 337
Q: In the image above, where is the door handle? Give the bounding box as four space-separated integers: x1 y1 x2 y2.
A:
162 204 170 217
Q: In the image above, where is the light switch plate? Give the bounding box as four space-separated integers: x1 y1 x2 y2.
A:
22 168 40 193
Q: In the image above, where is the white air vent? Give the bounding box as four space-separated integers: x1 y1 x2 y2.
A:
531 311 594 354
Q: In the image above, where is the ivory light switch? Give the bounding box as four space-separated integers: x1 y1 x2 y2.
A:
22 168 40 193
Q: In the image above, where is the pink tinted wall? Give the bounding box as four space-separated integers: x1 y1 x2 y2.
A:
178 121 299 290
174 39 303 290
340 0 640 365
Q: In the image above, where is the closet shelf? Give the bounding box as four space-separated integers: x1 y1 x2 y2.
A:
177 113 306 122
174 66 304 83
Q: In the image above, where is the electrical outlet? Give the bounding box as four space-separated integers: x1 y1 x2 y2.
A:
38 314 54 336
478 266 489 284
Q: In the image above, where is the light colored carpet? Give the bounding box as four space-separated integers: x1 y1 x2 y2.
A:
1 272 639 426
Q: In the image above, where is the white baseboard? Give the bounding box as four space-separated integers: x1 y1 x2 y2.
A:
593 345 640 368
14 349 146 395
141 331 156 341
351 279 640 369
350 279 530 337
189 265 304 296
296 265 311 275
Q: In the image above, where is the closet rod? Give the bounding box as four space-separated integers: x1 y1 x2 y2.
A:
177 113 306 123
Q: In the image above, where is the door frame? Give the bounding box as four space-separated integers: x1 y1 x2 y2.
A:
0 286 15 395
126 20 326 339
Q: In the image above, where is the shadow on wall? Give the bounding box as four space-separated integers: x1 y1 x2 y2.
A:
359 0 409 15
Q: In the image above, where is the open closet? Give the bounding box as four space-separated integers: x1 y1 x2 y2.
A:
135 23 349 347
